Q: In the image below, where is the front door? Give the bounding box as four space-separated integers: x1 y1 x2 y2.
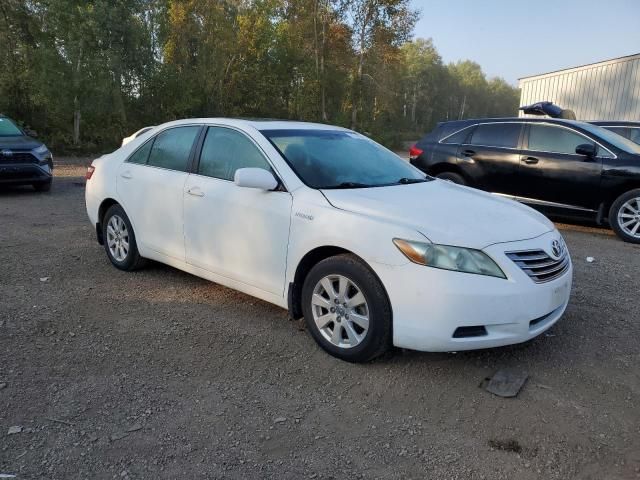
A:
517 123 603 210
116 125 201 261
183 126 292 296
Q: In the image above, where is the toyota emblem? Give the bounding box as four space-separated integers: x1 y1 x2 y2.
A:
550 239 563 259
1 149 13 157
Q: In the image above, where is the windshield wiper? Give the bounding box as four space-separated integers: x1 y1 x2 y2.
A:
323 182 374 189
396 177 428 184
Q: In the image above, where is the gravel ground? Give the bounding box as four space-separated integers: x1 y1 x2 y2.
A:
1 157 639 480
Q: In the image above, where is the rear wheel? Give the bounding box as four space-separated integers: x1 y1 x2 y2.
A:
102 204 146 270
609 189 640 244
436 172 466 185
301 254 391 362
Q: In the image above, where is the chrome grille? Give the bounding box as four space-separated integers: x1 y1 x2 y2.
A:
505 249 569 283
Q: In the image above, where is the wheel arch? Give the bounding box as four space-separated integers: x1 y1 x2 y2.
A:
603 182 640 222
96 198 120 244
287 246 392 325
428 162 470 182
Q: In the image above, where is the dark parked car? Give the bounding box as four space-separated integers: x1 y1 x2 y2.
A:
410 117 640 243
590 121 640 145
0 115 53 191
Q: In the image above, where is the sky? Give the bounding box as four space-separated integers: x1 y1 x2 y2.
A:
411 0 640 85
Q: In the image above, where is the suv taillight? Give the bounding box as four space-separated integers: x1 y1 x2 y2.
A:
409 145 423 160
86 165 95 180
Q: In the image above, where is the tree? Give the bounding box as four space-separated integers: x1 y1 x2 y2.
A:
345 0 415 129
0 2 520 152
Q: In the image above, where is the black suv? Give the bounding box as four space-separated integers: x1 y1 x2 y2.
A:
590 121 640 145
410 118 640 243
0 115 53 191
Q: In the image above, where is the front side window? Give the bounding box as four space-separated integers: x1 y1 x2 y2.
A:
198 127 271 181
261 129 427 189
147 126 200 172
0 117 24 136
528 124 593 155
469 123 521 149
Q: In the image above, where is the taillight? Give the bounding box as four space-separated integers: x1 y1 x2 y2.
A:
409 145 424 160
86 165 95 180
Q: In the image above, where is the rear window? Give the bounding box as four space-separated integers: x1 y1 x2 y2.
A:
469 123 522 149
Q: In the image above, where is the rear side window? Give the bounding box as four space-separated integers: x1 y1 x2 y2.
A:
127 139 153 164
528 124 593 155
442 126 473 144
147 126 200 171
198 127 271 181
469 123 521 148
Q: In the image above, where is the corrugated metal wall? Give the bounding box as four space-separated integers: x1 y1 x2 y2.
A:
518 54 640 121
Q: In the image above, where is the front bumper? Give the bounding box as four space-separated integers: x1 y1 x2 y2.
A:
374 230 572 352
0 162 52 185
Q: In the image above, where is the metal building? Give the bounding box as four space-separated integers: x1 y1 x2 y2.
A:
518 53 640 121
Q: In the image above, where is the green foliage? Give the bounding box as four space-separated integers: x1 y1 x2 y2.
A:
0 0 520 152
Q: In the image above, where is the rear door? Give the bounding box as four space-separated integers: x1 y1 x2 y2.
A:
116 125 202 261
456 122 523 194
517 123 605 210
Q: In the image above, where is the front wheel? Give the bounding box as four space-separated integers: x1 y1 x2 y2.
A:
609 189 640 244
301 254 392 362
102 204 146 270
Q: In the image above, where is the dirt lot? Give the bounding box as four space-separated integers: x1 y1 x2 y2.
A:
1 157 639 480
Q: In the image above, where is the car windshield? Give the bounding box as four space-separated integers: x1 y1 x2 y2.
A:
574 122 640 155
261 129 428 189
0 117 23 136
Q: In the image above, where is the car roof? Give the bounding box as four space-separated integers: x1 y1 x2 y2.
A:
154 118 349 132
438 117 588 125
589 121 640 127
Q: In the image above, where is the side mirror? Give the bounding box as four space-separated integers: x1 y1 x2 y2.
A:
234 168 278 190
575 143 596 158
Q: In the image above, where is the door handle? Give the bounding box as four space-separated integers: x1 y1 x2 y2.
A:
461 149 476 157
522 156 539 165
120 171 132 179
186 187 204 197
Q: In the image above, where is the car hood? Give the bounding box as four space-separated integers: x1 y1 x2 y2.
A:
321 180 554 249
0 135 42 151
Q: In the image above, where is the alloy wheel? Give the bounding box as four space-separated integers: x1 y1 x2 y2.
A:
618 197 640 239
106 214 130 262
311 274 370 349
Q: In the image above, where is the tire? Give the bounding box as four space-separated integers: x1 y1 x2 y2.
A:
436 172 466 185
301 254 392 362
609 189 640 244
102 204 146 270
33 180 52 192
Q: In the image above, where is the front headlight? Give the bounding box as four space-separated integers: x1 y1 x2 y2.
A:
393 238 506 279
33 144 49 155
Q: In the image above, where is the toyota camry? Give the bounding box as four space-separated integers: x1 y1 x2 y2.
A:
85 119 572 362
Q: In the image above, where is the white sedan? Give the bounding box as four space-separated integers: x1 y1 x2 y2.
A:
85 119 572 362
